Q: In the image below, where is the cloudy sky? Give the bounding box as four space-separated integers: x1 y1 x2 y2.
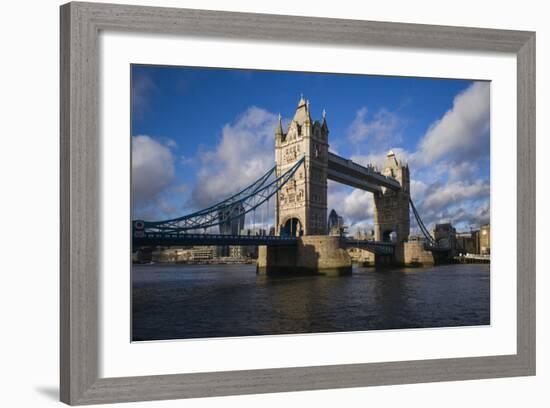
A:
131 64 490 234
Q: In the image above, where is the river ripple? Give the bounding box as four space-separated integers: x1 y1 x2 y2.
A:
132 263 490 341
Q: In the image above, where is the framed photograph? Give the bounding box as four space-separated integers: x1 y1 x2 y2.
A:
60 2 535 405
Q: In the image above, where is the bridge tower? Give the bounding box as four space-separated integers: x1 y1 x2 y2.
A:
275 96 328 236
373 151 410 243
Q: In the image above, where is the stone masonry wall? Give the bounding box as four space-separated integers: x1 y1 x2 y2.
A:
297 236 352 273
257 236 351 275
402 241 435 266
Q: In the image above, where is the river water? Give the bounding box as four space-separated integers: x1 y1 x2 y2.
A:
132 263 490 341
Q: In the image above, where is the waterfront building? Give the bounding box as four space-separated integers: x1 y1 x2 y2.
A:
480 224 490 255
189 246 216 261
229 245 245 259
218 227 267 260
151 248 174 263
157 246 218 262
456 230 480 255
433 223 458 256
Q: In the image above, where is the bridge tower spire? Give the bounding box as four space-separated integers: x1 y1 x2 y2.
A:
373 150 410 243
275 96 329 236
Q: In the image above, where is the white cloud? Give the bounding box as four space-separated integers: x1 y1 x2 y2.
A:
328 186 374 228
351 147 412 171
347 107 404 149
431 200 490 230
180 155 196 166
410 179 428 202
158 83 490 233
190 106 278 208
161 138 178 149
338 83 490 232
132 135 175 208
416 82 490 165
342 189 374 222
337 83 490 232
421 179 489 214
411 178 490 231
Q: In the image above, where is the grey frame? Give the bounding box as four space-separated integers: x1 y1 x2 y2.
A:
60 1 536 405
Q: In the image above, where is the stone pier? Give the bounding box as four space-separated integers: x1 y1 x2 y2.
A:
396 241 453 266
257 235 352 276
399 242 435 266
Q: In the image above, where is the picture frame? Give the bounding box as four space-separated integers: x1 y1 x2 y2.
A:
60 1 536 405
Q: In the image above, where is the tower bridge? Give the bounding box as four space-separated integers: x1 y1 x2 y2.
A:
133 96 451 273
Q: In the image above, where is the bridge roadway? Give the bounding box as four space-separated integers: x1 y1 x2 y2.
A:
133 233 396 255
327 152 401 193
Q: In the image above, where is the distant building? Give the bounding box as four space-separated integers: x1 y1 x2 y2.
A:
408 234 425 242
150 246 216 263
354 228 374 241
241 227 267 236
328 209 343 230
328 209 345 236
455 224 489 256
480 224 490 255
229 245 245 259
433 223 458 255
188 246 216 261
456 230 480 255
151 247 179 263
347 226 374 264
218 202 245 235
217 202 245 256
434 223 456 241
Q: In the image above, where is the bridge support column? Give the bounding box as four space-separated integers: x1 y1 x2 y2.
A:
374 253 394 267
373 242 454 267
373 243 403 267
373 151 410 244
402 241 435 266
257 236 351 276
274 96 329 236
257 245 297 275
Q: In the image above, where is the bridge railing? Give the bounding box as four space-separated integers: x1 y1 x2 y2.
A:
133 232 299 247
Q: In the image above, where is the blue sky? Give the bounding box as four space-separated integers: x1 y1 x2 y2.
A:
131 64 490 234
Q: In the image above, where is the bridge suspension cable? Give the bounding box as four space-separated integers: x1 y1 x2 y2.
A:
137 157 305 234
409 198 436 246
410 198 453 251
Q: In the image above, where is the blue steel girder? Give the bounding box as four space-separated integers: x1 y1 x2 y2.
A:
135 157 305 235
